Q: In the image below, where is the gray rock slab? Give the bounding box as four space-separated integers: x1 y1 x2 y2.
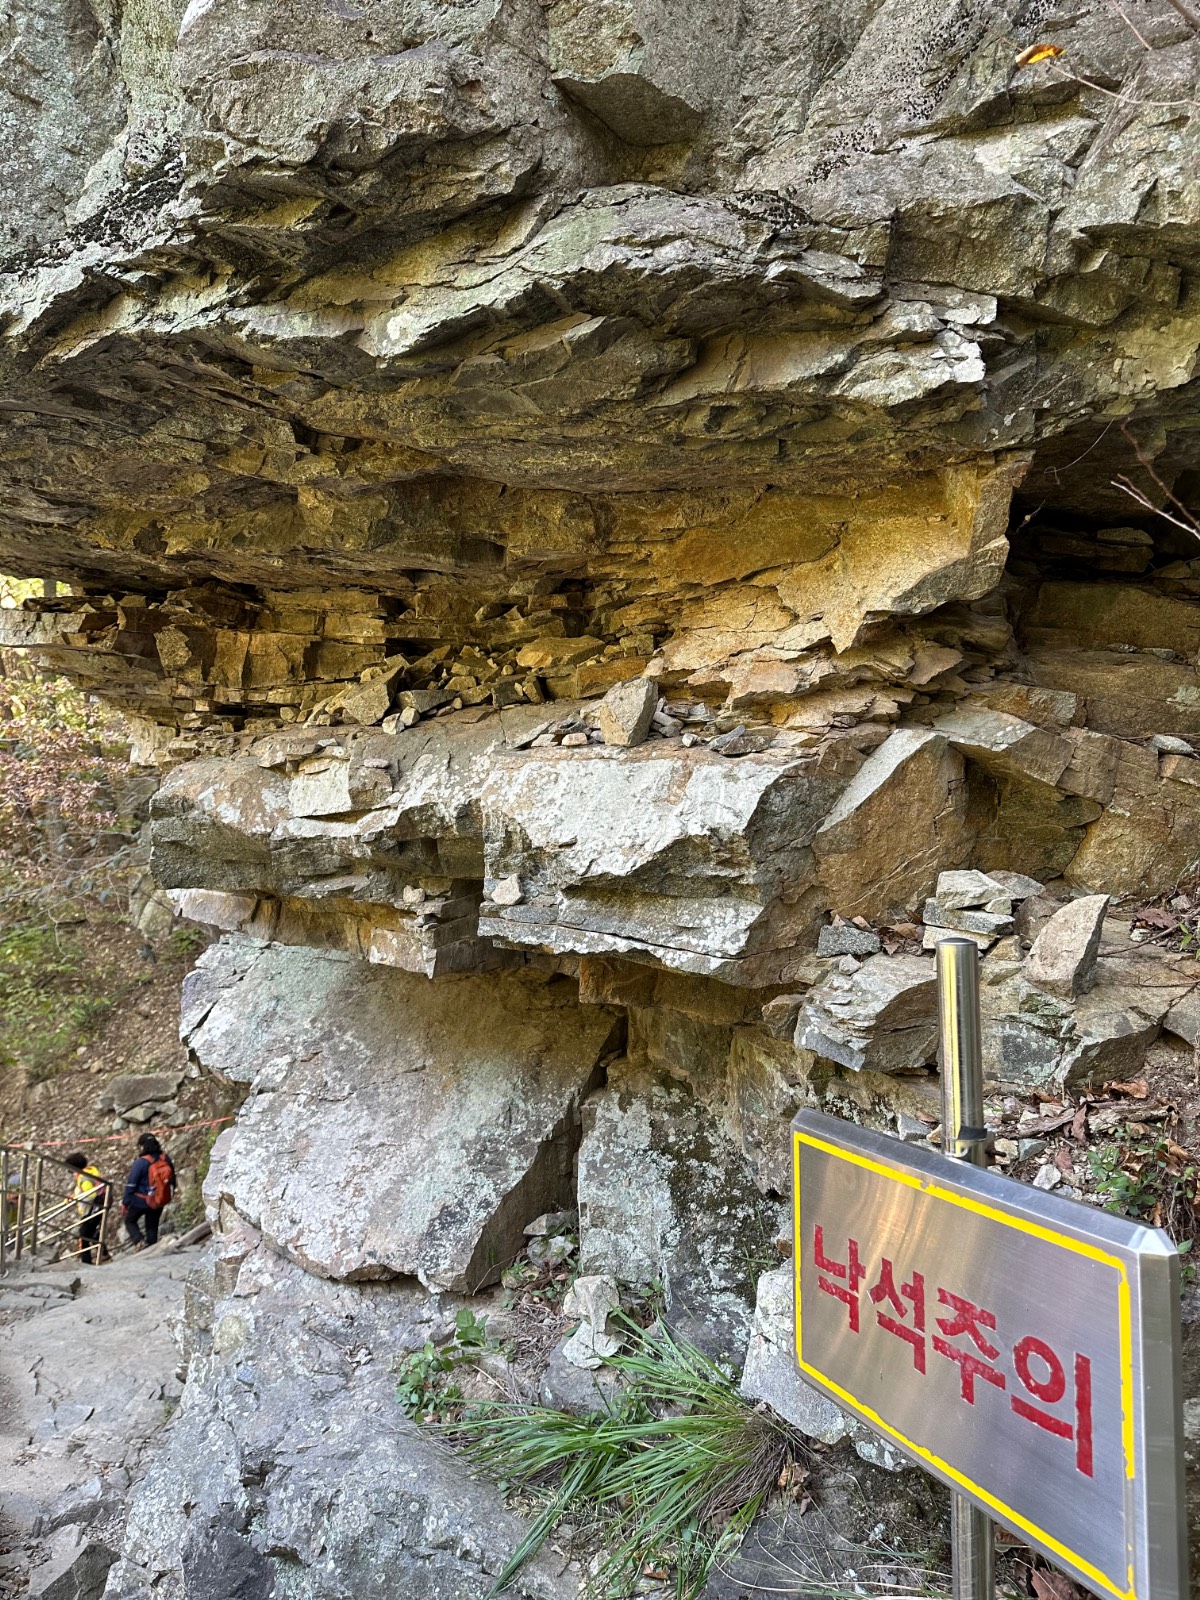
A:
817 924 881 957
1164 990 1200 1047
933 868 1012 911
187 939 617 1290
27 1527 116 1600
103 1241 577 1600
95 1071 185 1117
539 1338 624 1415
923 900 1013 937
598 677 658 748
1026 894 1110 997
480 743 844 983
796 954 937 1074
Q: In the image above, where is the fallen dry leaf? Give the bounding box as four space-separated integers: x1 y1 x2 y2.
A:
1031 1570 1087 1600
1110 1078 1149 1099
1133 907 1177 930
1014 42 1065 68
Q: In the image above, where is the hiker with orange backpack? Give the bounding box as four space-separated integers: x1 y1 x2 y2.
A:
121 1132 175 1248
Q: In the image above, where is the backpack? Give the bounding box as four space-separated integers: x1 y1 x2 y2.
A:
146 1154 174 1210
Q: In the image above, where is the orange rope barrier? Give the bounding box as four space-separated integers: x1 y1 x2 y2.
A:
5 1114 237 1151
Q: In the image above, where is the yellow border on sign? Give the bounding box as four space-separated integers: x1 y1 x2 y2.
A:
793 1127 1137 1600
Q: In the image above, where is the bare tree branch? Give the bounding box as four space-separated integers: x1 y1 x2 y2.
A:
1116 420 1200 536
1161 0 1200 35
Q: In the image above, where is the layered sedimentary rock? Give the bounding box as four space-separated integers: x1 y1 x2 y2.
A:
4 0 1200 1590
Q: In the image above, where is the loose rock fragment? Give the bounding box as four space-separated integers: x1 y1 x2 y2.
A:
1025 895 1110 998
817 922 882 957
796 954 938 1073
561 1275 624 1370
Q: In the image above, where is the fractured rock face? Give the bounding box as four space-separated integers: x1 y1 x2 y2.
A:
185 940 617 1290
480 741 847 982
547 0 734 144
577 1057 778 1359
796 956 938 1075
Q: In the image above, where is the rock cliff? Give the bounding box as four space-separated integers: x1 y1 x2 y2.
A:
2 0 1200 1591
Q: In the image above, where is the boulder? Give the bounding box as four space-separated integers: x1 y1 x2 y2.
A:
598 678 658 748
26 1527 116 1600
796 956 937 1074
480 743 845 983
740 1267 851 1447
186 940 617 1291
102 1242 578 1600
96 1071 185 1119
1025 895 1110 998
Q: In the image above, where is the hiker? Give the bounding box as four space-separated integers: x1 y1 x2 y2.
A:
122 1133 175 1248
64 1151 108 1265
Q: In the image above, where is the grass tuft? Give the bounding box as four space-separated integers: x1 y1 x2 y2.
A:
446 1316 808 1600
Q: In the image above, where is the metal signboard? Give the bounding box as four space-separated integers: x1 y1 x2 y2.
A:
792 1108 1186 1600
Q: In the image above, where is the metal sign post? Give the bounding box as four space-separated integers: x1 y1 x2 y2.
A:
791 939 1187 1600
937 937 994 1600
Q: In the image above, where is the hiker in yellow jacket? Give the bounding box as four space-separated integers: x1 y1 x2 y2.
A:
64 1152 108 1265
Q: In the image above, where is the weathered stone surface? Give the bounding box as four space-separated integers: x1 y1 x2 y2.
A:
0 1251 203 1599
102 1238 577 1600
817 923 881 958
7 4 1200 1593
598 678 658 748
96 1070 186 1118
796 956 937 1074
539 1338 624 1416
1026 895 1110 998
26 1528 116 1600
932 869 1012 912
811 731 973 923
480 742 847 982
185 940 617 1290
577 1057 778 1359
547 0 732 144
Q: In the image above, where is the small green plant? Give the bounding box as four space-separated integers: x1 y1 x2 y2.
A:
167 924 208 961
447 1317 807 1600
395 1307 493 1422
1088 1131 1199 1249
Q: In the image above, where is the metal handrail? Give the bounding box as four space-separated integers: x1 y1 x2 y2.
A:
0 1145 127 1271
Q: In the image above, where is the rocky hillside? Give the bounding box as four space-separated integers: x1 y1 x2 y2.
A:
1 0 1199 1594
